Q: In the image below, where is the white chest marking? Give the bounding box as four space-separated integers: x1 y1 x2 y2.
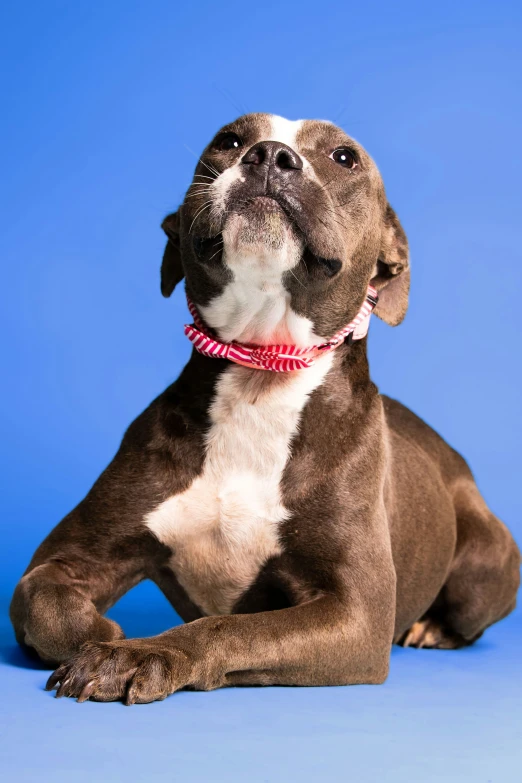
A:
146 356 333 616
200 252 325 347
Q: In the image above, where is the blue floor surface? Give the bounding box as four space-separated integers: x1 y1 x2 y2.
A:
1 582 520 782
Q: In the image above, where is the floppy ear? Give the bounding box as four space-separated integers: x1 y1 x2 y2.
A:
160 211 184 297
371 204 410 326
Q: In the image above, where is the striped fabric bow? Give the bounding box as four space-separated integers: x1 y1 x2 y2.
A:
184 285 378 373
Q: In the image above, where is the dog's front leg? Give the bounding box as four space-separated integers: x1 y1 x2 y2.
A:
47 534 396 703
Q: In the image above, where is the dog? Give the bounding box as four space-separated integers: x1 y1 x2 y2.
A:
11 113 520 704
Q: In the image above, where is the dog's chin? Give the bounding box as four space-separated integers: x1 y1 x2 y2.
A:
222 199 304 272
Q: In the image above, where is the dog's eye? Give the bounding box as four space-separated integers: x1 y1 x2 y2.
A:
330 148 357 169
213 133 243 152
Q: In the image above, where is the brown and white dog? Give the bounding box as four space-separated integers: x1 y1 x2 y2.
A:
11 113 520 704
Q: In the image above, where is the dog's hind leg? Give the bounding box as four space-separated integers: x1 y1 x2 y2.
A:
401 478 520 649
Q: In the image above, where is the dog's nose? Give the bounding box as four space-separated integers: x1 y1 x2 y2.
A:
241 141 303 171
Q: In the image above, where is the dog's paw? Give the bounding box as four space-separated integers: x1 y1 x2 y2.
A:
400 618 467 650
45 639 194 704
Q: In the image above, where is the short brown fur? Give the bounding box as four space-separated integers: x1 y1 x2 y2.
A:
11 114 520 704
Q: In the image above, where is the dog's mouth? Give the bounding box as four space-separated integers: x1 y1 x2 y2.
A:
192 194 293 262
235 194 289 217
193 233 342 281
232 193 297 234
192 195 342 278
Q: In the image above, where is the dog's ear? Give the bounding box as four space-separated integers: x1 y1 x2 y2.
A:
371 204 410 326
160 211 184 297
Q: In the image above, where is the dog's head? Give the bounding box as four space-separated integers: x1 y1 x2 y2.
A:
161 113 409 346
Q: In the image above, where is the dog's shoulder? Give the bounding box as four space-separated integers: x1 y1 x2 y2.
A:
382 395 471 482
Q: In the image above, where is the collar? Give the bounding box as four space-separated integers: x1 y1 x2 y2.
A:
184 285 378 372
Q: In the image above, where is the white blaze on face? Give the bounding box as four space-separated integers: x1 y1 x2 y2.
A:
205 115 324 347
265 116 309 170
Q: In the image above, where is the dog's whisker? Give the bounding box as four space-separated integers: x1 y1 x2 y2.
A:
288 267 306 289
189 202 213 234
208 246 223 262
186 190 213 196
318 204 350 231
211 81 249 115
184 145 220 178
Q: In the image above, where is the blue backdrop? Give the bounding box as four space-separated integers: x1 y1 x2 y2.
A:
1 1 521 781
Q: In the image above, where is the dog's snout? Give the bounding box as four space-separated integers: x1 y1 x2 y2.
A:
241 141 303 172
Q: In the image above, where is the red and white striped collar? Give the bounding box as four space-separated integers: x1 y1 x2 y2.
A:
184 285 378 373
